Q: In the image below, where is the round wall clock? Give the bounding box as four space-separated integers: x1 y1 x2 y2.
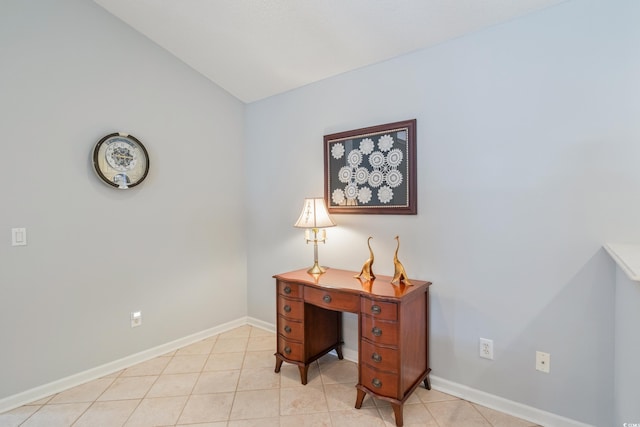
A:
92 132 149 189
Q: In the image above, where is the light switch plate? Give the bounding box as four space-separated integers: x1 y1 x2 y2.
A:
131 311 142 328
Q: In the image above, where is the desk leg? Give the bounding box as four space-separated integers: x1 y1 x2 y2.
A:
391 403 404 427
336 346 344 360
424 375 431 390
298 365 309 385
355 389 366 409
274 356 283 373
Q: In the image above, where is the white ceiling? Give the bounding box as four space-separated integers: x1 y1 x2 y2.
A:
94 0 568 103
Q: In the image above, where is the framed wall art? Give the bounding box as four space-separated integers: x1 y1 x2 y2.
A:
324 119 416 215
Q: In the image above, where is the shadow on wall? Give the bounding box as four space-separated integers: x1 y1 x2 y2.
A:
493 248 613 425
429 248 615 426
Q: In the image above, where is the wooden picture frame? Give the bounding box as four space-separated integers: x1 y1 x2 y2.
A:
324 119 416 215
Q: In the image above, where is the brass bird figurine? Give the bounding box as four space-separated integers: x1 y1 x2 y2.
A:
354 236 376 281
391 236 412 286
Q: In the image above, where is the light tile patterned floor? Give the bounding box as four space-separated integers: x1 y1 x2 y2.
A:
0 325 539 426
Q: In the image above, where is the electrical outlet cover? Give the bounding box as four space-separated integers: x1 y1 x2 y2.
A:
536 351 550 373
479 338 494 360
11 228 27 246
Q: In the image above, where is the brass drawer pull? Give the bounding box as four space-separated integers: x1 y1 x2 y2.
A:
284 305 291 313
284 325 291 333
284 286 292 294
323 295 332 303
284 346 291 355
372 326 382 337
371 305 381 314
371 352 382 363
372 378 382 388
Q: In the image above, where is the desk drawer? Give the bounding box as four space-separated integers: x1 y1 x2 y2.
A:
361 298 398 321
278 316 304 341
360 364 399 398
305 286 359 313
278 336 303 361
278 281 302 298
361 316 399 346
277 297 304 320
360 339 398 373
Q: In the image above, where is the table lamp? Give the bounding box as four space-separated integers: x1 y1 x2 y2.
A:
294 197 336 274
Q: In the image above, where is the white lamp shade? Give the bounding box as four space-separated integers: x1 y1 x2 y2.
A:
294 197 336 228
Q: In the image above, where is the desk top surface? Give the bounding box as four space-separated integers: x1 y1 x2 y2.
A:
274 268 431 299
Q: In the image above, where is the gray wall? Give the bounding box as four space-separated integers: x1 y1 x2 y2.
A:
614 266 640 425
245 0 640 425
0 0 247 400
2 0 638 425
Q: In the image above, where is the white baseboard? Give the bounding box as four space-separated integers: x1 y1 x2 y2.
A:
246 316 275 333
342 347 358 363
430 376 594 427
0 317 594 427
0 316 248 414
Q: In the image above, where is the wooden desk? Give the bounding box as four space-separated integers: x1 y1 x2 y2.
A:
273 268 431 427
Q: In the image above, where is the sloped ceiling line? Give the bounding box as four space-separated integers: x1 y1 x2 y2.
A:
94 0 568 103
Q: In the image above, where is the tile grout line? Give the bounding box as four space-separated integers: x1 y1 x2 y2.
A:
22 369 123 427
70 373 120 427
470 401 496 427
18 398 47 426
118 348 173 427
423 400 443 427
226 332 249 423
171 336 216 427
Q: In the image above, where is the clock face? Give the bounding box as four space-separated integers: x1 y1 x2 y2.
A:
93 133 149 189
105 140 137 171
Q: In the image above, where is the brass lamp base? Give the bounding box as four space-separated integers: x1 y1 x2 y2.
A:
305 229 328 275
307 262 327 275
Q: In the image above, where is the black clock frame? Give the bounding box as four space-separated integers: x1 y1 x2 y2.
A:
92 132 150 189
